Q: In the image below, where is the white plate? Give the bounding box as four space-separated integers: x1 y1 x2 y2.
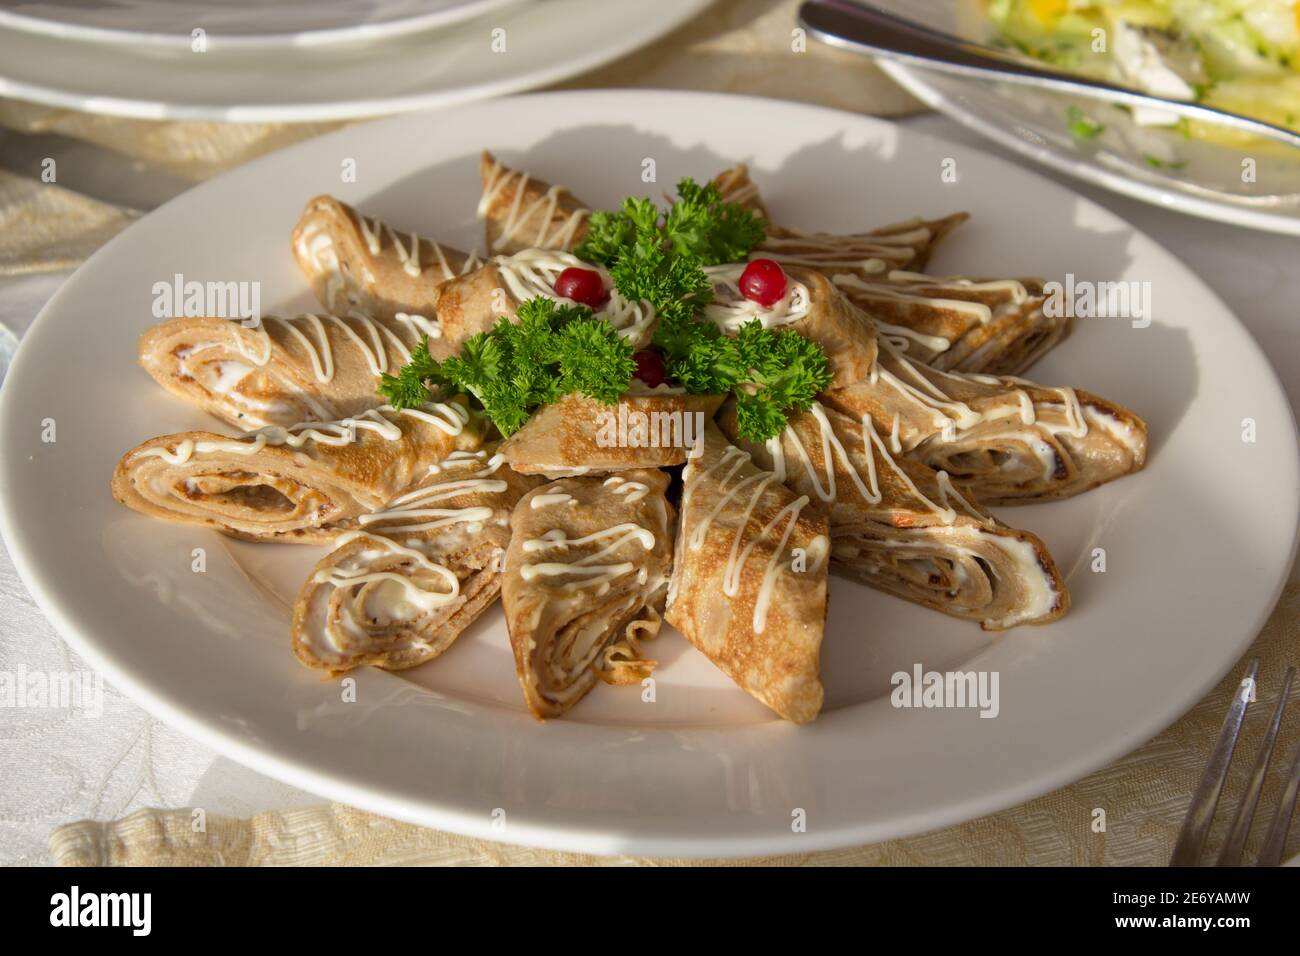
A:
0 0 710 121
1 91 1296 857
851 1 1300 236
0 0 510 49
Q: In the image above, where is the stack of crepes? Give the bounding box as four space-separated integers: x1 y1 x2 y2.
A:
112 152 1147 724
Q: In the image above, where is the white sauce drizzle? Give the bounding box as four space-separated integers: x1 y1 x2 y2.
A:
493 248 655 345
477 157 590 252
702 262 811 332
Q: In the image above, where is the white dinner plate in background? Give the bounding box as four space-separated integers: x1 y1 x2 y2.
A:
0 0 711 120
0 91 1296 856
0 0 515 49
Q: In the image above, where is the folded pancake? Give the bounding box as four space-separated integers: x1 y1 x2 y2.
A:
701 263 876 388
499 390 725 475
111 400 486 542
711 163 770 220
293 449 541 675
478 151 591 255
718 401 1067 629
714 175 1065 374
432 248 657 348
139 311 429 430
503 469 674 719
756 213 969 278
477 156 771 257
292 194 479 323
821 338 1147 504
665 423 829 724
830 271 1071 377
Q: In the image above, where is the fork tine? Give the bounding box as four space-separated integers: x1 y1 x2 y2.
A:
1169 657 1259 867
1257 732 1300 866
1216 667 1294 866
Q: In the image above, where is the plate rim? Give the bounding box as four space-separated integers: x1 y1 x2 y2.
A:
880 60 1300 238
0 0 516 50
1 89 1297 857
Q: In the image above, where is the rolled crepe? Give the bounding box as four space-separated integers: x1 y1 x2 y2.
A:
503 469 674 719
292 194 479 323
702 263 877 389
756 213 969 277
829 271 1071 377
292 448 541 675
821 338 1147 505
138 311 428 430
111 400 486 542
477 156 769 256
711 163 770 219
718 401 1068 629
432 248 656 348
720 173 1068 374
478 151 591 255
665 423 829 724
499 390 725 475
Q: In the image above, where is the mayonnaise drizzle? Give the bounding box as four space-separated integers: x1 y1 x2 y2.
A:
312 452 509 618
493 248 655 344
477 157 590 252
683 444 817 633
138 402 470 466
520 523 654 591
702 262 810 331
227 312 421 385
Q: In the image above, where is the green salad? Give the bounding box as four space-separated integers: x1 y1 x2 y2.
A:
988 0 1300 140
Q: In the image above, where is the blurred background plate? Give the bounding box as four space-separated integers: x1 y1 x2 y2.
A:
0 0 712 120
841 0 1300 236
0 0 518 49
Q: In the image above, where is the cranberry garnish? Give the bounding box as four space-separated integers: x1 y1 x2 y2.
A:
632 350 667 388
554 266 609 308
738 258 788 307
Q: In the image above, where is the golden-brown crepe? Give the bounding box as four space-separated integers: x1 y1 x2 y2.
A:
821 338 1147 505
717 171 1070 375
292 194 479 322
665 423 830 724
702 263 878 389
110 400 486 542
756 212 970 277
829 271 1071 377
712 163 770 220
293 449 541 675
503 469 675 719
138 311 427 430
476 156 771 256
719 401 1068 628
499 390 725 475
477 151 592 255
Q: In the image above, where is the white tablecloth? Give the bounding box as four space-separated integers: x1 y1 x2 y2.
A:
2 114 1297 865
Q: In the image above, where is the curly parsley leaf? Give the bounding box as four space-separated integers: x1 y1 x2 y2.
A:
378 297 634 436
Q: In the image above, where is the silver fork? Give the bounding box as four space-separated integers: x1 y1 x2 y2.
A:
1169 659 1300 866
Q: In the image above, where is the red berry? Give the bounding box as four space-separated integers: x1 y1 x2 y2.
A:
554 267 609 308
632 350 666 388
738 258 787 307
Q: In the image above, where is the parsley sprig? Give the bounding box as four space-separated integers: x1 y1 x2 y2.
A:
578 177 830 443
379 298 633 436
381 176 832 444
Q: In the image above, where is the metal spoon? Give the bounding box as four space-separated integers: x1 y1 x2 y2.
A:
798 0 1300 152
